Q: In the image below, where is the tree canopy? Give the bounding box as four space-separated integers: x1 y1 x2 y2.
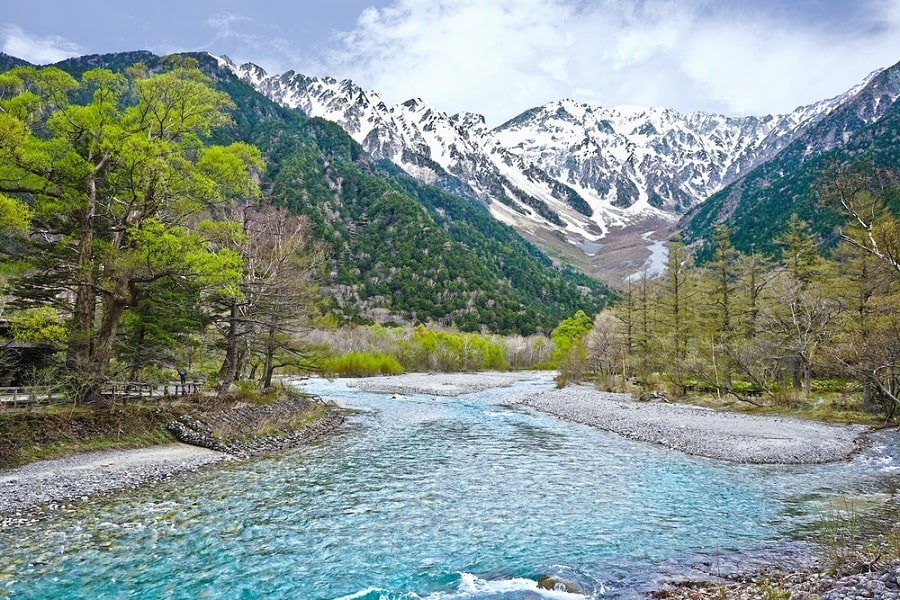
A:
0 61 260 402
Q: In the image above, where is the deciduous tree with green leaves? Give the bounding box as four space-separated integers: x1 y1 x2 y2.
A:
819 161 900 416
0 61 257 404
551 309 593 386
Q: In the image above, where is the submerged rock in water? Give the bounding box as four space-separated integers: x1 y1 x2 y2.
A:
537 575 583 594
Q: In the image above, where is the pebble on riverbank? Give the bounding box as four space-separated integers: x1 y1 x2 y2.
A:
651 560 900 599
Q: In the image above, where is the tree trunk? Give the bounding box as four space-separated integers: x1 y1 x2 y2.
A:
128 325 146 382
217 299 240 402
262 325 276 388
68 185 97 377
803 360 812 398
792 357 802 392
862 380 877 412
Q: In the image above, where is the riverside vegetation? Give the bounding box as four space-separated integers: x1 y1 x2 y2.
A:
563 161 899 424
1 55 894 422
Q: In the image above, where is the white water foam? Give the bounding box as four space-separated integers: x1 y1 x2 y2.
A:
427 572 591 599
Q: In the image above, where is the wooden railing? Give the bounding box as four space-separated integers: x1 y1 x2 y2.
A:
0 386 63 407
101 381 158 398
159 382 203 397
0 381 203 407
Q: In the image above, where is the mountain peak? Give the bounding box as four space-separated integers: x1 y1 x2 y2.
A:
236 60 896 282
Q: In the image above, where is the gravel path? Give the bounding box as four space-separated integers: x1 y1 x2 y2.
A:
521 384 869 464
0 443 229 522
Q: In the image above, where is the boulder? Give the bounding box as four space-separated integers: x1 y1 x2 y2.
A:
537 575 583 594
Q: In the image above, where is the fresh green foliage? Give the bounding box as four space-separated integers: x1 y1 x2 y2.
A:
550 310 594 385
310 324 551 374
399 325 508 372
10 306 66 345
311 324 515 374
0 61 255 401
321 351 404 377
0 193 31 232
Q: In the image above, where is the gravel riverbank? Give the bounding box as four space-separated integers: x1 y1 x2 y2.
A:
0 443 228 524
0 395 345 523
521 384 869 464
349 372 870 464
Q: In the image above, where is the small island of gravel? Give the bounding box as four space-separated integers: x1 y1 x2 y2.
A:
521 384 869 464
348 371 541 396
0 444 229 522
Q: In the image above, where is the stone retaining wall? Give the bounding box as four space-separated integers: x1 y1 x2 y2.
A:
167 393 345 458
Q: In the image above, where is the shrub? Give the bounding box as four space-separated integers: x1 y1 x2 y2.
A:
321 352 404 377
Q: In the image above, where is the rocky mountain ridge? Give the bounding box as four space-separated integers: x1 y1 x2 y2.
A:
219 54 893 280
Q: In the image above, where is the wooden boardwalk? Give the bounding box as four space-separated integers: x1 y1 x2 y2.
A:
0 381 202 407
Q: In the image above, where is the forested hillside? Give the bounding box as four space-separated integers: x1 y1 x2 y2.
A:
681 63 900 260
29 52 614 335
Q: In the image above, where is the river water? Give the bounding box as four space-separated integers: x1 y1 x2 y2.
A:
2 373 899 599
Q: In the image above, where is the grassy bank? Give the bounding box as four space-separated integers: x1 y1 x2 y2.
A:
675 390 896 428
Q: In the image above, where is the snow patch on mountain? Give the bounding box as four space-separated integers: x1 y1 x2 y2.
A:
216 53 893 280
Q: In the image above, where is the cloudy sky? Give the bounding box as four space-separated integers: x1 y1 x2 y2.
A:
3 0 899 125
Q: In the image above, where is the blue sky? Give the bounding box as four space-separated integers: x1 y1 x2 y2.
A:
3 0 899 125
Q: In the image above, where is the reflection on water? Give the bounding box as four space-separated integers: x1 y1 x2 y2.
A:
1 374 897 599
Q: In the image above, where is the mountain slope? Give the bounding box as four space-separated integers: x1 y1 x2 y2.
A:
6 51 613 334
680 61 900 259
225 55 885 280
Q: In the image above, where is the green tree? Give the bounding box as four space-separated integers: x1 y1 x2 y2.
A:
828 244 898 415
722 249 776 401
764 216 838 397
655 233 696 395
586 311 627 390
551 310 593 385
690 225 740 397
778 214 826 287
818 162 900 416
207 204 325 396
0 63 253 403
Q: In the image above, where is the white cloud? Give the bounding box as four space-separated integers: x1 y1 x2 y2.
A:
318 0 900 125
1 25 85 64
199 13 306 76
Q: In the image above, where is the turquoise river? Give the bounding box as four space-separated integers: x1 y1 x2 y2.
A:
1 373 899 599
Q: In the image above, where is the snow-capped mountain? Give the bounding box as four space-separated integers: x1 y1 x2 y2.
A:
218 54 893 280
